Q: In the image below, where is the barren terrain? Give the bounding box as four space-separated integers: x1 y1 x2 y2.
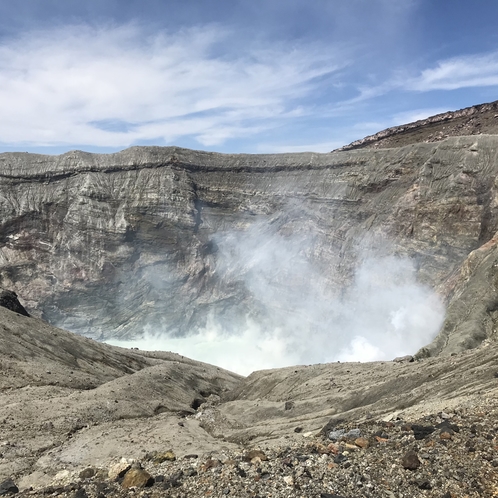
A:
1 306 498 497
3 102 498 496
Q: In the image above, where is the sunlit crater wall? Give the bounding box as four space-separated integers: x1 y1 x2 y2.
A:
0 139 495 372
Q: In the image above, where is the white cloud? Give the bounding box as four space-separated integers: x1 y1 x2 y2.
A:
409 52 498 91
0 23 342 149
349 51 498 106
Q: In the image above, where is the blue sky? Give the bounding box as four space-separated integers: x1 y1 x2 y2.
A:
0 0 497 154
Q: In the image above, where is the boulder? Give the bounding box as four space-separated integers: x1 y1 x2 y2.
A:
0 290 29 317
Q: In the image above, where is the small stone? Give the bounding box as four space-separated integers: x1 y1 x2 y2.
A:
74 488 88 498
108 459 133 480
121 469 154 489
184 468 198 477
328 429 345 441
0 479 18 496
284 401 294 410
294 427 303 433
333 453 348 464
440 431 452 440
355 437 369 449
311 442 330 454
163 471 183 489
283 475 294 486
411 425 435 440
327 443 340 455
436 420 460 433
78 468 96 479
152 450 176 464
401 451 421 470
244 450 267 462
415 479 432 490
0 290 29 316
345 428 361 439
201 459 222 471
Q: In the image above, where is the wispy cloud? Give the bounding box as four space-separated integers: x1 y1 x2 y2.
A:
0 23 343 149
408 52 498 91
348 51 498 107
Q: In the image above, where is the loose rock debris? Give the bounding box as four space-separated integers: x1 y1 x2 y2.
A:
7 405 498 498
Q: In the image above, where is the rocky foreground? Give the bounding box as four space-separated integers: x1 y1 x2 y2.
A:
6 400 498 498
1 304 498 497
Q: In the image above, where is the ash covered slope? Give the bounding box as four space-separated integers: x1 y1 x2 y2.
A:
0 305 242 482
1 135 498 355
2 304 498 496
337 100 498 151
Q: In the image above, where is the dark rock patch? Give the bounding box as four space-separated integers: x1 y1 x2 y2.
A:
0 479 18 496
0 290 29 317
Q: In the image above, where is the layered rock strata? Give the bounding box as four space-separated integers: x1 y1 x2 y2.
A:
1 135 498 354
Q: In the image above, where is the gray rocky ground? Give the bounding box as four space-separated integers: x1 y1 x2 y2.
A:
1 305 498 497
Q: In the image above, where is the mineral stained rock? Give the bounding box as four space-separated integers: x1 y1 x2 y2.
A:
1 103 498 356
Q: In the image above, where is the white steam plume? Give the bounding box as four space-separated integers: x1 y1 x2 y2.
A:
108 222 445 375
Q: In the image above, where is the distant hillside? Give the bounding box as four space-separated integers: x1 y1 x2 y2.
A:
337 100 498 151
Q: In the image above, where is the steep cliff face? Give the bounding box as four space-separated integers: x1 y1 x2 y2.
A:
1 135 498 356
